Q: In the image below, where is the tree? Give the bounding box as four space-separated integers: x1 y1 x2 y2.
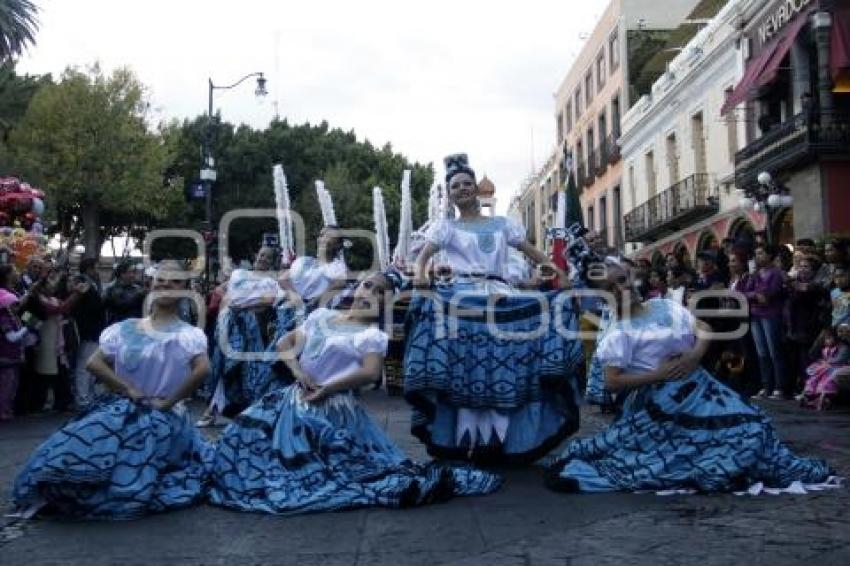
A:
163 116 434 266
7 64 184 258
0 62 50 145
0 0 38 61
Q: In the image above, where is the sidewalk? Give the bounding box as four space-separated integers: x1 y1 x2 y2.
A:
1 393 848 565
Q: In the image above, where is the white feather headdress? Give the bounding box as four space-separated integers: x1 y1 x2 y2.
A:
393 169 413 266
315 180 337 227
273 164 295 261
373 186 390 270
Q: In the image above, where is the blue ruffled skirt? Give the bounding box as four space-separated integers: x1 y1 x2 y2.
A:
546 368 832 492
403 287 584 463
12 396 213 519
207 385 501 515
206 305 300 407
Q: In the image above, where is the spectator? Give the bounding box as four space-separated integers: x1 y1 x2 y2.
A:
798 327 849 410
29 270 86 413
647 268 668 299
744 245 789 399
722 250 758 395
70 258 107 409
0 265 27 422
831 263 850 329
817 239 847 288
786 256 830 391
666 267 687 305
103 261 146 324
694 250 728 290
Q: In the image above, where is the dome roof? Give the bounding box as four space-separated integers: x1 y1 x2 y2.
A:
478 175 495 198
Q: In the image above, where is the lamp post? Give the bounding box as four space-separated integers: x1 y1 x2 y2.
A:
202 72 267 287
736 171 793 246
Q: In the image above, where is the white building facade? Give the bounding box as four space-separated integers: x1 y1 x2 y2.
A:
619 0 761 263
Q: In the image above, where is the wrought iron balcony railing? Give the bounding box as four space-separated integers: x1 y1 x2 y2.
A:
606 132 621 164
735 111 850 190
624 173 718 243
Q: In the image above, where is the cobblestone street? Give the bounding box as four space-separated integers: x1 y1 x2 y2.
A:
2 393 848 565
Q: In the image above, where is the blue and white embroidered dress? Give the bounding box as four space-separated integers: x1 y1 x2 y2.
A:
207 270 299 411
546 299 832 492
404 216 584 463
12 319 212 519
208 308 500 514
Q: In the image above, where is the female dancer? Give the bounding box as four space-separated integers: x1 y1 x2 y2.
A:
12 261 212 519
198 245 296 426
546 258 832 493
208 272 500 514
404 153 585 463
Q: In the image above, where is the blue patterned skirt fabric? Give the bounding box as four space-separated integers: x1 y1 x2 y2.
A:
546 368 832 493
208 385 501 515
206 305 300 407
403 287 585 463
12 396 213 520
583 311 615 408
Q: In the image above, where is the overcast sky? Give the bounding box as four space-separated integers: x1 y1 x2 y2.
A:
18 0 608 213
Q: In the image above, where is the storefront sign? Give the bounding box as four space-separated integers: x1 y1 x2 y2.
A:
759 0 813 45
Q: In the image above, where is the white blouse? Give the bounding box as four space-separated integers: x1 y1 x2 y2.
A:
288 257 347 302
425 216 526 278
225 269 283 308
596 299 697 375
99 319 207 398
298 308 388 385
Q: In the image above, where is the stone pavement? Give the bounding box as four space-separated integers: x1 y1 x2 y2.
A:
1 393 848 565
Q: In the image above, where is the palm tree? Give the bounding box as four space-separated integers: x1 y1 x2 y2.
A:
0 0 39 61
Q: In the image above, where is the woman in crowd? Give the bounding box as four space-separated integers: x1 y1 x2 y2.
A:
404 153 584 463
545 258 832 493
0 265 28 422
785 255 830 390
745 245 789 399
208 272 500 514
12 261 212 519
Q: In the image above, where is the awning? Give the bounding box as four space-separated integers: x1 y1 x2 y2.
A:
721 9 813 115
831 7 850 81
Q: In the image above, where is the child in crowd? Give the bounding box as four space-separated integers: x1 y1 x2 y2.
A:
831 264 850 329
798 327 850 410
647 268 668 299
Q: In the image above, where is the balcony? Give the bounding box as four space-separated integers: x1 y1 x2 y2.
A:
624 173 719 243
735 112 850 190
596 141 609 175
576 159 588 188
584 152 597 187
606 132 621 164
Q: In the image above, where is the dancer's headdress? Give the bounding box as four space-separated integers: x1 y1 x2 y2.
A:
444 153 476 185
393 169 413 267
315 180 337 227
273 164 295 264
372 186 390 270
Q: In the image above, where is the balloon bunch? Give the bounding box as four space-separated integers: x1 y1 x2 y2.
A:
0 177 49 268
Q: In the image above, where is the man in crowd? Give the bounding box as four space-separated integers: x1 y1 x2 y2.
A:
70 257 106 409
103 261 146 324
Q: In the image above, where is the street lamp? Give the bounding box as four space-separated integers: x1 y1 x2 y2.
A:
202 71 267 287
736 171 793 245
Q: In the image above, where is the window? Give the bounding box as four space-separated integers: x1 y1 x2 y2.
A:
585 70 594 106
645 151 657 197
611 93 622 138
565 101 573 135
725 87 738 161
574 86 582 118
597 51 607 88
556 112 564 144
599 195 608 246
587 205 595 231
613 185 623 249
609 30 620 70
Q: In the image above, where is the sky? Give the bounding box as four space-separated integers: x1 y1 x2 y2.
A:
18 0 608 214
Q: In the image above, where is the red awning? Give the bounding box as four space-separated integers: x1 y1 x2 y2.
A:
831 7 850 80
721 10 812 115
